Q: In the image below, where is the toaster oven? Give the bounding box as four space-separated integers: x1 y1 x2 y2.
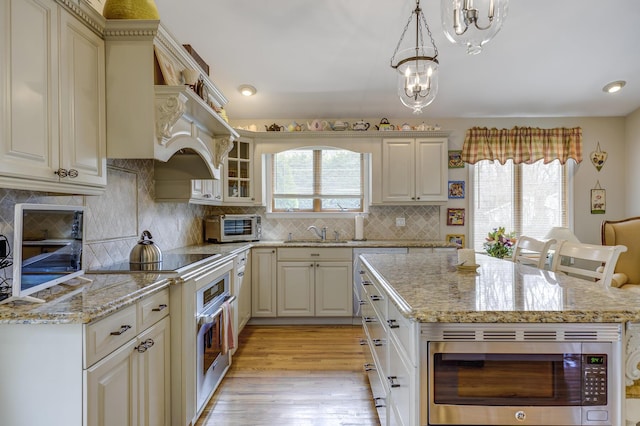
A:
204 214 262 243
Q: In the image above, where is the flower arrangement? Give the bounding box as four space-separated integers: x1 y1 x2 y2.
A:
484 227 517 259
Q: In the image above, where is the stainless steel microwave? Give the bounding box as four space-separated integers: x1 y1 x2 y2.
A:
422 324 622 426
204 214 262 243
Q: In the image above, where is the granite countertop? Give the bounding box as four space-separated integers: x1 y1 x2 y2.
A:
360 252 640 323
0 243 252 325
255 239 457 248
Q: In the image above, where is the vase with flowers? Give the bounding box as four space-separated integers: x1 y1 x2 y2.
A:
484 227 517 259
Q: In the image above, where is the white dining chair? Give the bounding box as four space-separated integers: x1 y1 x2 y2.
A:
550 241 628 287
512 236 556 269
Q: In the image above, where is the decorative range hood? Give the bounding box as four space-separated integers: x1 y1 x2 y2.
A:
103 20 237 180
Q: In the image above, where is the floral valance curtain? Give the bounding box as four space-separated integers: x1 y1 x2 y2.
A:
460 126 583 165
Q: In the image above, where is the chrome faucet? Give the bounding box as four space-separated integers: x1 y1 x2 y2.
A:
307 225 327 241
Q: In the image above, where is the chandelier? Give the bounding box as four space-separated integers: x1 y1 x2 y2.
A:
441 0 509 55
390 0 439 114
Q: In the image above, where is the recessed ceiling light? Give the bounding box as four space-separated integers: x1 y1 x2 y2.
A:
602 80 626 93
238 84 257 96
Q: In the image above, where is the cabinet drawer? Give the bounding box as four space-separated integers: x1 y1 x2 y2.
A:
387 300 416 366
85 304 137 367
138 289 169 331
388 338 414 426
277 247 352 261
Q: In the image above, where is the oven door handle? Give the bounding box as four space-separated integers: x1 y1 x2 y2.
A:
198 295 236 325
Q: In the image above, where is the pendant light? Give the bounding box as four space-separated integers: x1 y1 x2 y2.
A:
441 0 508 55
390 0 439 114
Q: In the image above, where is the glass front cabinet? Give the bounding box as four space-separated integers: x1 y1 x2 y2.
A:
224 137 254 204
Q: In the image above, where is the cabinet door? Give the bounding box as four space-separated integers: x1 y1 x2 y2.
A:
251 248 277 317
224 138 254 204
137 316 171 426
315 261 353 316
59 9 106 187
86 339 138 426
237 253 252 331
414 138 447 201
0 0 60 182
191 180 223 204
381 139 415 202
277 262 314 316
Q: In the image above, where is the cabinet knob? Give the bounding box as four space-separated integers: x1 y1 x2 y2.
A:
54 168 68 177
135 338 155 353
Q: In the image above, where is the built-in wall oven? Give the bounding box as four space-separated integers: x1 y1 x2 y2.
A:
421 323 622 426
195 270 235 415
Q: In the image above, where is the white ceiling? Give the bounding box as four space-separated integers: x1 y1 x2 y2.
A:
154 0 640 121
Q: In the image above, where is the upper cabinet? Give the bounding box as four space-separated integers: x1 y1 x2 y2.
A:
0 0 106 195
224 137 255 204
378 137 448 204
102 20 238 179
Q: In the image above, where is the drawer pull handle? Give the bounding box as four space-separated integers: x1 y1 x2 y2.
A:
373 397 385 408
372 339 384 347
370 295 382 301
363 317 376 323
387 319 399 329
359 339 367 346
387 376 400 388
358 300 366 306
135 338 155 353
110 325 132 336
362 280 372 285
364 363 376 371
152 304 168 312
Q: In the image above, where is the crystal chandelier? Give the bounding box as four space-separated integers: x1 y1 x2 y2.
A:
441 0 509 55
390 0 439 114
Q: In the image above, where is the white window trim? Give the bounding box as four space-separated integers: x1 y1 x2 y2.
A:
263 152 371 219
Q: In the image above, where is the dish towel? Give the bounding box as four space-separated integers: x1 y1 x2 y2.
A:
221 300 235 354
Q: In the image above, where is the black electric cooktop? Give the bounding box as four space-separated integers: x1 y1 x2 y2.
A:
89 253 220 273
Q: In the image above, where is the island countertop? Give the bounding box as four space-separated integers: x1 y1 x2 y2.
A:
360 251 640 323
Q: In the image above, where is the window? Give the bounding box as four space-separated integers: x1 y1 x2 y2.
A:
470 159 571 252
270 147 365 213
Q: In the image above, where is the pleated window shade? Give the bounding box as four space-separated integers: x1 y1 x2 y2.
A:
272 148 364 212
471 159 568 252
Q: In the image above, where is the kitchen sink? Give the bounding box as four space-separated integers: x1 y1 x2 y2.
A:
283 239 352 244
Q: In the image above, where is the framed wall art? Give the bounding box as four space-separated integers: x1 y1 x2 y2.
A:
448 150 464 168
448 181 465 199
591 181 606 214
447 208 465 226
446 234 465 248
154 46 182 86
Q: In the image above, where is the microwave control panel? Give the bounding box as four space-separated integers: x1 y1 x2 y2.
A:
582 354 607 405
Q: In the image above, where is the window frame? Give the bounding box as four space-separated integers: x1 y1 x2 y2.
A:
265 147 370 219
468 159 575 251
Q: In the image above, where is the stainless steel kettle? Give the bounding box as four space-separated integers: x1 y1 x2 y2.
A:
129 230 162 264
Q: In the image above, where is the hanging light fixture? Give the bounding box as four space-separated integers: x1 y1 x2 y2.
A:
390 0 439 114
441 0 508 55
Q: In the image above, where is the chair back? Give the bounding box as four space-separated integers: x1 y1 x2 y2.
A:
512 236 556 268
550 241 627 287
602 217 640 284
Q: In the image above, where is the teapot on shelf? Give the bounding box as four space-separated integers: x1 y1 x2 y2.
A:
306 120 329 131
400 123 412 131
375 118 395 131
331 120 350 131
287 122 303 132
265 123 284 132
352 119 370 131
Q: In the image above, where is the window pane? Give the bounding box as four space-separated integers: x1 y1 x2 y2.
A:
521 160 563 238
273 149 313 195
321 150 362 196
472 160 515 251
274 198 314 211
321 198 362 210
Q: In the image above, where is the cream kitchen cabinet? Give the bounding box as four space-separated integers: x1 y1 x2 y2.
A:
85 290 171 426
277 248 352 317
0 0 106 194
380 137 448 204
190 179 223 205
234 248 252 335
251 248 277 317
224 137 256 204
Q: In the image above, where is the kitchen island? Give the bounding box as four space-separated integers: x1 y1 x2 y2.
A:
358 251 640 426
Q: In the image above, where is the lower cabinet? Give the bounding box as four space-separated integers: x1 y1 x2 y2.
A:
251 248 277 317
85 316 170 426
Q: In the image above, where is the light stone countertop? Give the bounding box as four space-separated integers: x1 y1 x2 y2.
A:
360 252 640 323
254 239 458 248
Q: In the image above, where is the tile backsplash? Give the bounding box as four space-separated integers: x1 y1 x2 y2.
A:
0 159 442 272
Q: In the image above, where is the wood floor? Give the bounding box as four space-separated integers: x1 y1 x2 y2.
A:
195 325 380 426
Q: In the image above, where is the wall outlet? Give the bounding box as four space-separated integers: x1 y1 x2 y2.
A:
395 217 406 227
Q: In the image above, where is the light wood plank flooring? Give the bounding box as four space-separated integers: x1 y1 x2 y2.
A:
195 325 380 426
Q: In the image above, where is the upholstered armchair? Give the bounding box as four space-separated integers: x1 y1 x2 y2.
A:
601 217 640 288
